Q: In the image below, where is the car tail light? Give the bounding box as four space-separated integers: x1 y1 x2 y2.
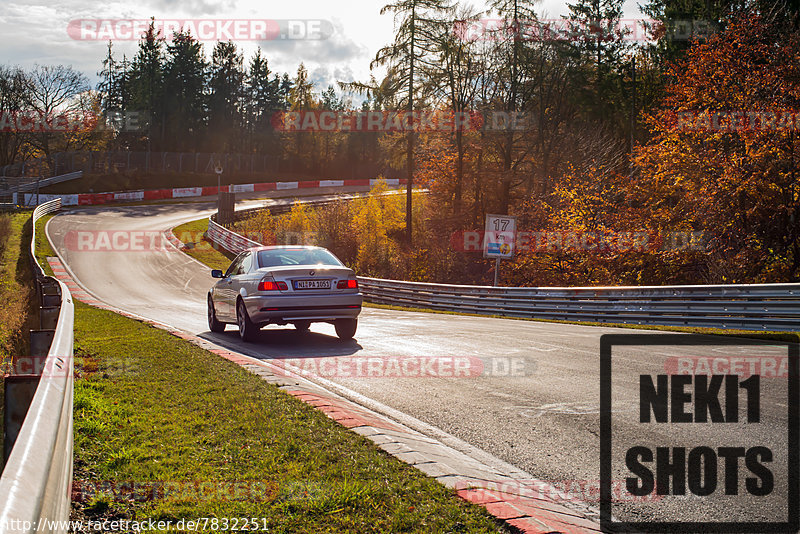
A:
337 279 358 289
258 279 287 291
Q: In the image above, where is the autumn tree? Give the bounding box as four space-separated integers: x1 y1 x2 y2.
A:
424 5 482 216
634 12 800 282
24 65 93 164
374 0 454 243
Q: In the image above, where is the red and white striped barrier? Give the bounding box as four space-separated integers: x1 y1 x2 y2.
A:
24 178 404 207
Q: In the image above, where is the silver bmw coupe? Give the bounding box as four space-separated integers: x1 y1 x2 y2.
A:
208 246 362 341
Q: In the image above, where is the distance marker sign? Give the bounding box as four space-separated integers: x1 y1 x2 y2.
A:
484 214 517 259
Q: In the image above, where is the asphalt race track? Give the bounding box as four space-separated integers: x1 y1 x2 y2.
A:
47 196 795 528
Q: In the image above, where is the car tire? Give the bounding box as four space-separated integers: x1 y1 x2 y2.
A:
294 321 311 332
334 318 357 340
237 299 258 342
208 296 226 333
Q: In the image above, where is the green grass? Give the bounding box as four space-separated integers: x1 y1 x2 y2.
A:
172 218 236 272
34 213 56 275
71 301 503 532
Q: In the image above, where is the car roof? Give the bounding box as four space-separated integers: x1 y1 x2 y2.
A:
248 245 324 252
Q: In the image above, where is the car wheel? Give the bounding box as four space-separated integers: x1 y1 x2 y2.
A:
334 318 357 340
208 296 226 333
294 321 311 332
237 299 258 342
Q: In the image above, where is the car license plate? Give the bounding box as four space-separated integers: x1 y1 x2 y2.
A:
294 279 331 290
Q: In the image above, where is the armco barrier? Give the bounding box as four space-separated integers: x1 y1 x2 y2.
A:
207 217 262 254
204 205 800 332
0 198 74 534
10 172 83 205
356 278 800 332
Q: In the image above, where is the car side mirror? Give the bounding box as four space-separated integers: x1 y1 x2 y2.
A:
211 269 224 278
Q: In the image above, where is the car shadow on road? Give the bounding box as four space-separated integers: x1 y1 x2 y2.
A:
198 326 363 360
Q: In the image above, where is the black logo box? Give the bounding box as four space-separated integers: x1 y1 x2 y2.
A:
599 333 799 533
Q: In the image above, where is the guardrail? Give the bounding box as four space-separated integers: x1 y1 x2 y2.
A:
207 217 262 254
358 278 800 332
15 171 83 193
0 198 74 533
1 172 83 205
29 199 63 278
205 199 800 332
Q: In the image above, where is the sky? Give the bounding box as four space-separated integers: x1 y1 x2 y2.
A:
0 0 643 99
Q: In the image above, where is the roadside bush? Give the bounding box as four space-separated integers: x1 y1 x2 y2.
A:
235 210 276 246
231 180 485 282
313 199 358 265
351 181 404 277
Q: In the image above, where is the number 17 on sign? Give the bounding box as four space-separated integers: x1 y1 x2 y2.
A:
484 214 517 286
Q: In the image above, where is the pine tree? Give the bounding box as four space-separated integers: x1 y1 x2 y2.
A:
97 42 122 114
246 49 282 153
566 0 632 121
164 29 208 151
208 41 245 152
127 19 166 151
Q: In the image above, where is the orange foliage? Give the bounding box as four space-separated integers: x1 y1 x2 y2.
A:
633 12 800 283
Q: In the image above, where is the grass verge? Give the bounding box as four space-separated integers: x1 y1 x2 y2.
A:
172 218 236 272
35 213 56 275
171 217 794 343
71 301 503 532
0 210 37 472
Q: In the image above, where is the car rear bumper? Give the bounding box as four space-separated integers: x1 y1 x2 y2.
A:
243 292 363 324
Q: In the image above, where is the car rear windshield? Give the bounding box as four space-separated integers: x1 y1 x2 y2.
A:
257 248 344 268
